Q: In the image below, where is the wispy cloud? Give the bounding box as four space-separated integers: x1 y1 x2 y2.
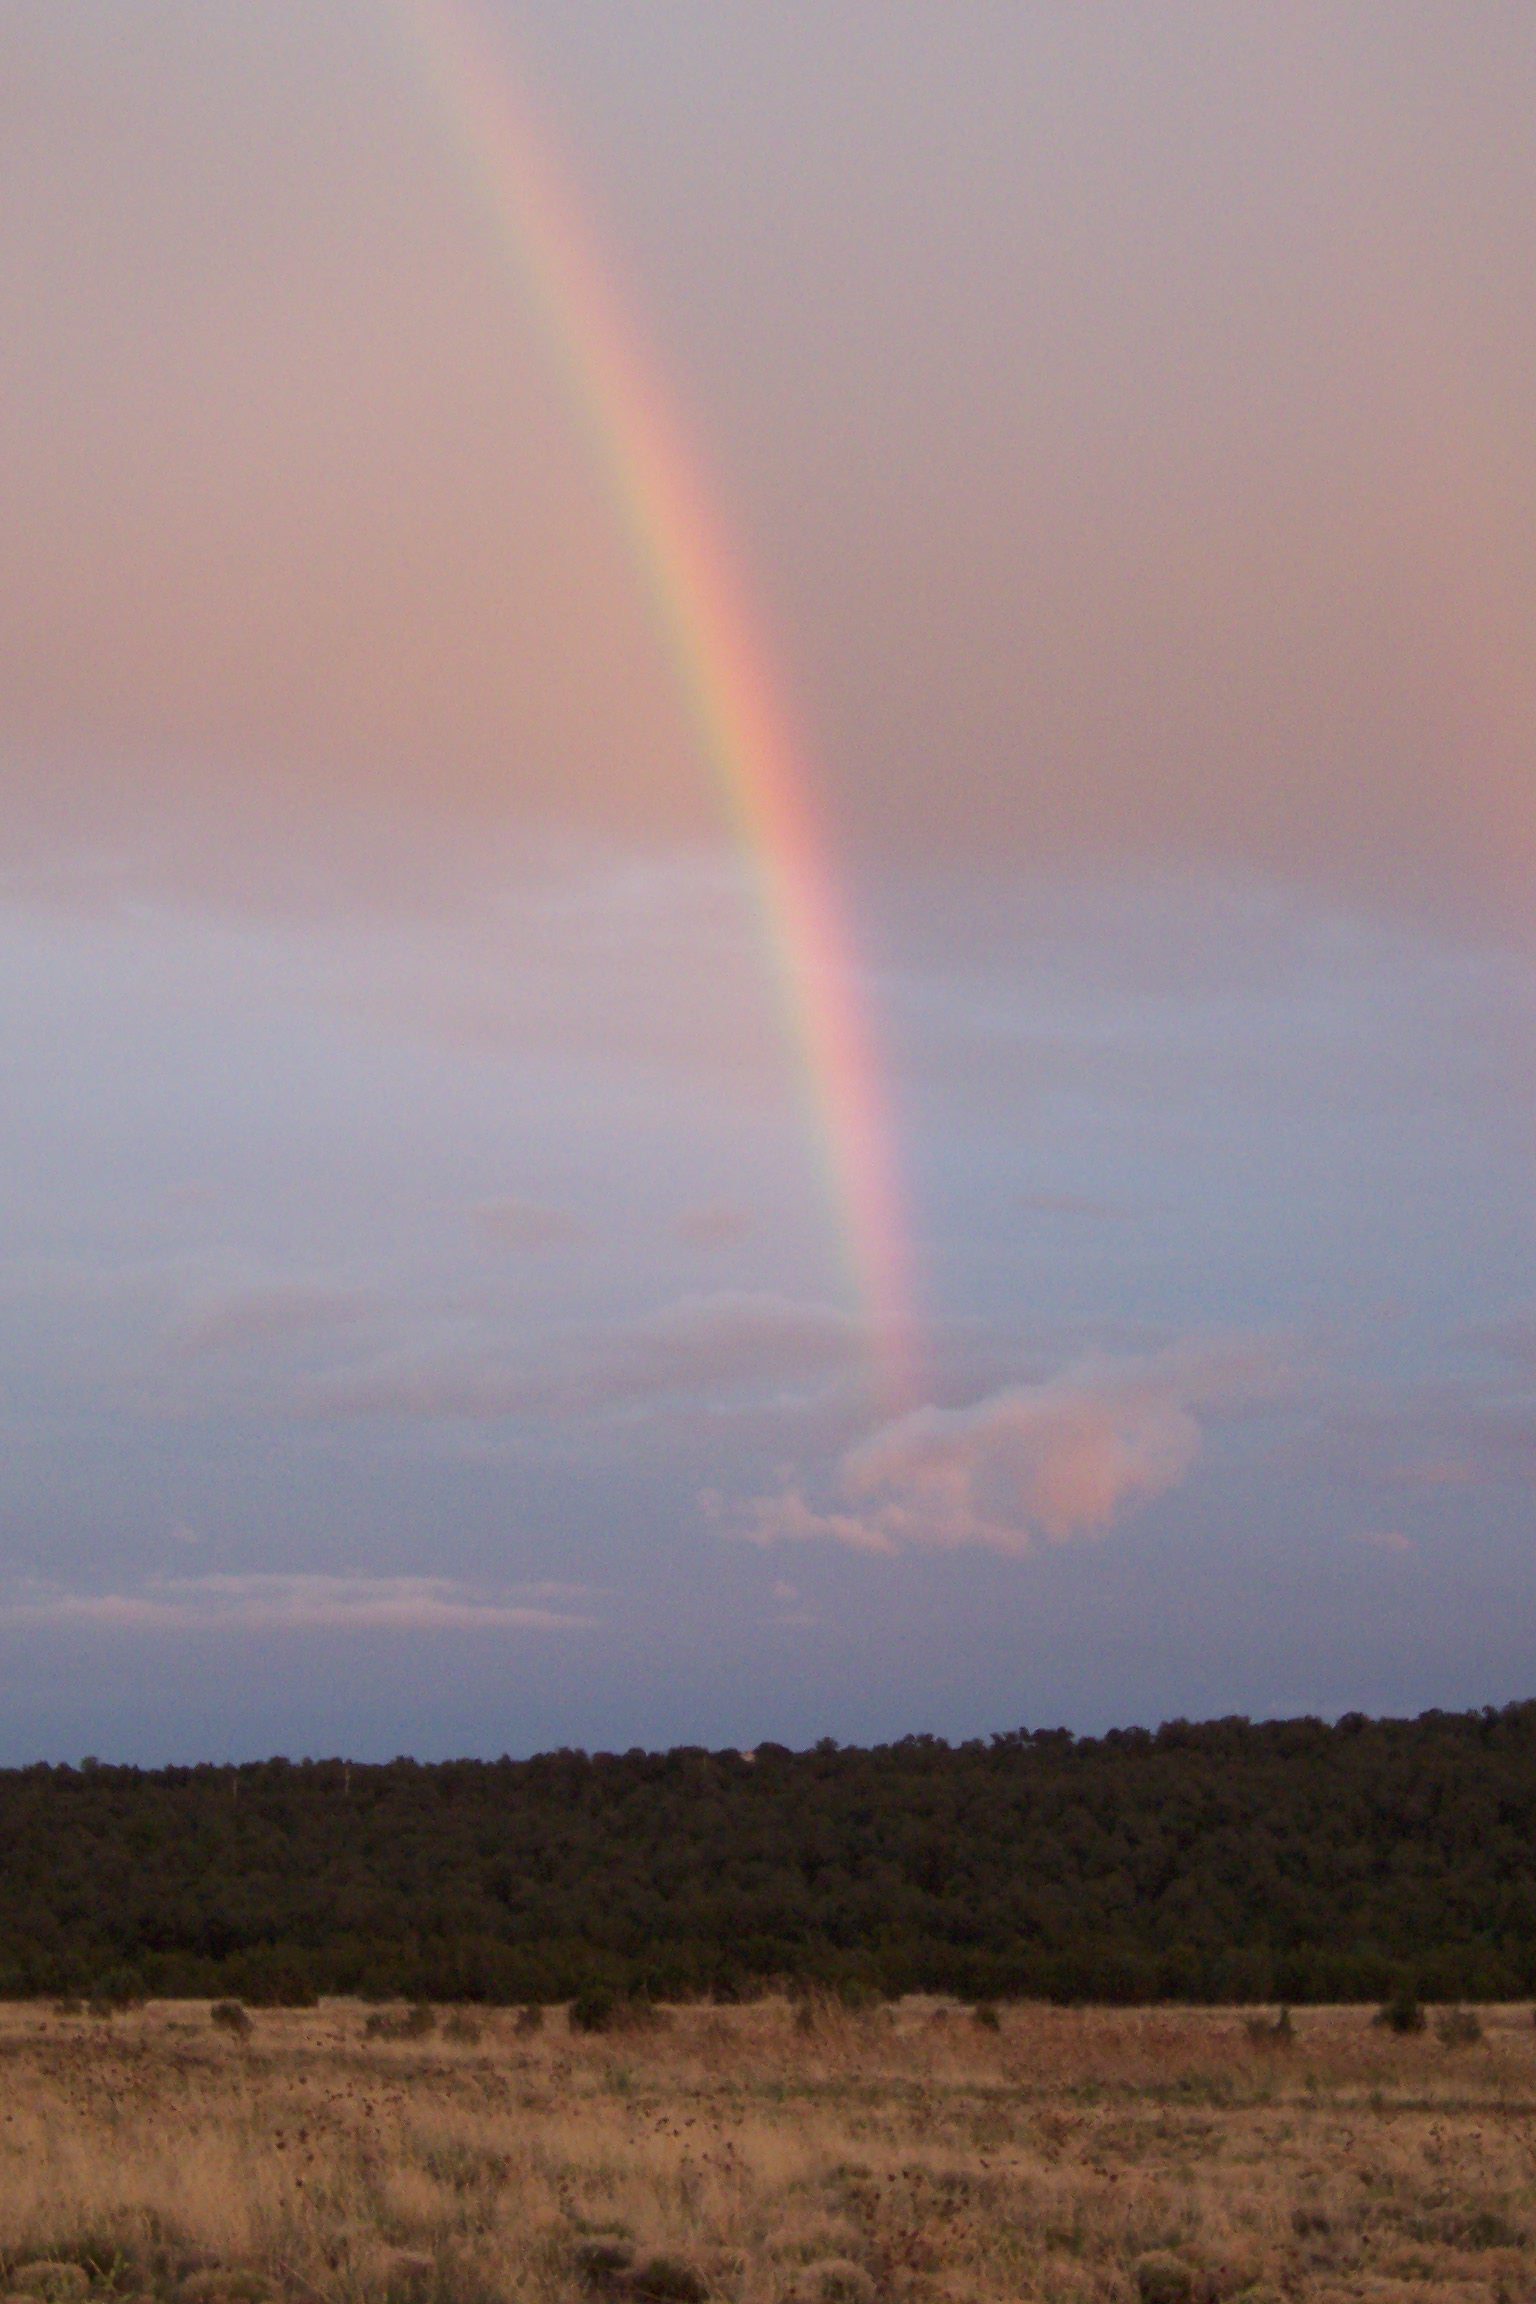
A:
675 1202 754 1248
1354 1529 1415 1554
172 1279 381 1355
470 1198 589 1250
1320 1374 1536 1495
1384 1460 1483 1491
306 1292 860 1421
0 1575 597 1635
741 1339 1288 1557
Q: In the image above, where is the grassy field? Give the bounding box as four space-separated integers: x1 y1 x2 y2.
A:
2 1997 1534 2304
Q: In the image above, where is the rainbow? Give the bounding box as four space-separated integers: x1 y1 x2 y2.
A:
386 0 919 1405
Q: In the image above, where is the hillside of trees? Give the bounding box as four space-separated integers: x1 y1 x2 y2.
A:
3 1703 1536 2007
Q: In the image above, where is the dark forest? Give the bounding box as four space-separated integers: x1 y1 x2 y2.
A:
4 1703 1535 2007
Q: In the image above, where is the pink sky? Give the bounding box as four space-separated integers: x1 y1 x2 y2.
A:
2 2 1535 1759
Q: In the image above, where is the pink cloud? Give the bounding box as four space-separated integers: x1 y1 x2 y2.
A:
742 1340 1286 1557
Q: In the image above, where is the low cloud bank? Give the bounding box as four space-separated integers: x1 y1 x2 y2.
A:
742 1339 1286 1556
0 1574 596 1635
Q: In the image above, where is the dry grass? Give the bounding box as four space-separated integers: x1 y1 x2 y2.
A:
3 1997 1536 2304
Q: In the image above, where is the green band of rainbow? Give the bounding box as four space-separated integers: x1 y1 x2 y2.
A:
388 0 919 1405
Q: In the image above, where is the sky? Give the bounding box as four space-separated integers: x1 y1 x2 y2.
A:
4 1 1536 1762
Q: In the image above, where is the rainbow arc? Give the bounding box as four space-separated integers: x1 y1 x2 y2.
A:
390 0 918 1407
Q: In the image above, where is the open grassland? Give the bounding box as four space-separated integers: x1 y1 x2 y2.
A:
3 1999 1536 2304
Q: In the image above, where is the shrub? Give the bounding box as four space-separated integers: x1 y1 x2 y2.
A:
573 2237 634 2286
569 1987 618 2034
441 2008 481 2044
1374 1984 1425 2034
835 1976 879 2012
1435 2004 1483 2047
86 1966 146 2013
790 2266 875 2304
621 1995 660 2032
10 2267 89 2301
210 1999 252 2038
972 1999 1002 2032
568 1987 658 2034
364 2002 436 2040
1135 2253 1194 2304
628 2257 709 2304
792 1987 856 2034
514 2002 544 2034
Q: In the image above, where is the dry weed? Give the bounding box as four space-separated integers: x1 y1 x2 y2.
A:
1 2001 1534 2304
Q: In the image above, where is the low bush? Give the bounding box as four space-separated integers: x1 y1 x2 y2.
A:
1135 2252 1194 2304
569 1989 656 2035
1374 1985 1425 2034
87 1967 145 2014
364 2003 436 2040
569 1988 618 2034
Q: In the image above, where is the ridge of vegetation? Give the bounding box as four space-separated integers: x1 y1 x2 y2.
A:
4 1701 1536 2006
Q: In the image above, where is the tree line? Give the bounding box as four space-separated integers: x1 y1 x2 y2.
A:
2 1702 1535 2007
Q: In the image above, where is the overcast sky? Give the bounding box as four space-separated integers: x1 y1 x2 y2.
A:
5 1 1536 1762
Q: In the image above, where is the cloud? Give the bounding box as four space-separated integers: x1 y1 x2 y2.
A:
620 1293 857 1393
742 1340 1286 1557
0 1574 596 1635
675 1202 754 1248
172 1278 380 1355
1385 1460 1483 1491
470 1198 588 1250
307 1292 860 1421
1354 1530 1415 1554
